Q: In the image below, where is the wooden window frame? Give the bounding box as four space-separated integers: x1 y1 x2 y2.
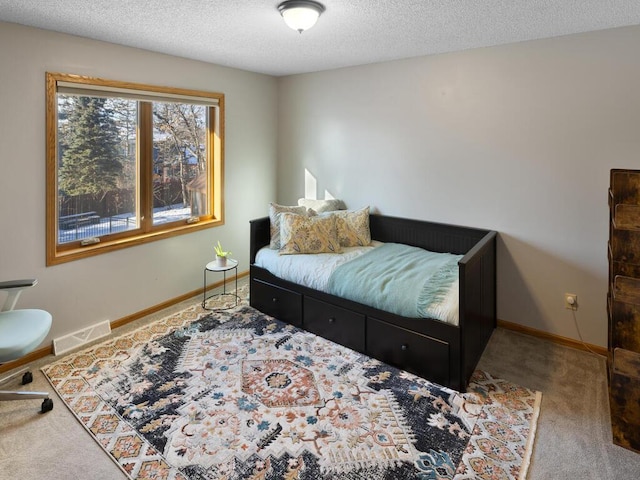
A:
45 72 225 266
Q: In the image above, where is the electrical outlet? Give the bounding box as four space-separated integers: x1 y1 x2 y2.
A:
565 293 578 311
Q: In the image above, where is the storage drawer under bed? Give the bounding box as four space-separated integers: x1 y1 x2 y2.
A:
366 317 450 386
303 297 365 353
251 278 302 326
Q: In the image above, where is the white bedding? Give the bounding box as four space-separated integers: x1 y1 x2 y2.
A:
255 242 382 292
254 241 460 325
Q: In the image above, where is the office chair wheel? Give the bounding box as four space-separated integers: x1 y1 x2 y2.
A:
41 398 53 413
21 371 33 385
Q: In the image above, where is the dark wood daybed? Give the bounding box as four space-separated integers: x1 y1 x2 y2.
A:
249 214 497 391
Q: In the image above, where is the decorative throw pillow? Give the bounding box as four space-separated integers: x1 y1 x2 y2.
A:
269 203 308 249
297 198 347 213
279 212 342 255
326 206 371 247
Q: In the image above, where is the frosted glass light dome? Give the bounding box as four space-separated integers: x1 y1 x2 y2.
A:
278 1 325 33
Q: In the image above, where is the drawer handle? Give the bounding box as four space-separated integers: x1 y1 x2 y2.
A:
401 344 408 351
328 317 335 324
272 297 278 303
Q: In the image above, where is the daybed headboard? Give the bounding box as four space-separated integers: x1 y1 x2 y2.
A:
250 216 271 264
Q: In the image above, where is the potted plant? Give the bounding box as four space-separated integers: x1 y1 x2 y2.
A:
214 241 232 267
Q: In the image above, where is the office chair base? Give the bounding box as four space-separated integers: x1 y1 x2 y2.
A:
22 371 33 384
0 390 50 400
0 390 54 413
0 370 54 413
41 397 54 412
1 369 37 388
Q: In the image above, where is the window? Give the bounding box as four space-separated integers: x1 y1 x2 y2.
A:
46 73 224 265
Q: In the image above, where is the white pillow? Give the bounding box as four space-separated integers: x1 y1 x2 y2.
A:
297 198 347 213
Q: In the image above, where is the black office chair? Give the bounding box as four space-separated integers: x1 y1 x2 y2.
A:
0 279 53 412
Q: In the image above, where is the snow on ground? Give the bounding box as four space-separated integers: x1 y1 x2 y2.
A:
58 205 191 243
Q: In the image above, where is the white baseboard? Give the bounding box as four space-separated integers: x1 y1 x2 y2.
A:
53 320 111 356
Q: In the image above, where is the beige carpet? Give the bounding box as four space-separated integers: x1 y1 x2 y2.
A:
477 328 640 479
1 279 639 478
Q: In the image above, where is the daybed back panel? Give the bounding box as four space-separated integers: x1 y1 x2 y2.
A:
369 215 487 255
250 214 489 260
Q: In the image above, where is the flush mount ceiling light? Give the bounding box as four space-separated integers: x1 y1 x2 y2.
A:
278 0 325 33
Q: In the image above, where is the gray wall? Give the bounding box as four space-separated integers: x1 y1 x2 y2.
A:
277 26 640 347
0 22 277 344
3 20 639 351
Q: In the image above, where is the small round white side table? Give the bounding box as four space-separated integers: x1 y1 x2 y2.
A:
202 258 239 310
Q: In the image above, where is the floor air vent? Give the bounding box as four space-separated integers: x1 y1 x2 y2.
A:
53 320 111 355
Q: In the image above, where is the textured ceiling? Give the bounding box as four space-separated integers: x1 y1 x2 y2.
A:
1 0 640 76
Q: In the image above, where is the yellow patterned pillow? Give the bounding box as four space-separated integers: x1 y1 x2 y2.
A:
279 212 342 255
329 206 371 247
269 203 308 249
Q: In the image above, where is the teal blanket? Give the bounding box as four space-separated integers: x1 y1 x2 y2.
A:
327 243 462 319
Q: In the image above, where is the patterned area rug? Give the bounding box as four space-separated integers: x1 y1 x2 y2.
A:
42 287 540 480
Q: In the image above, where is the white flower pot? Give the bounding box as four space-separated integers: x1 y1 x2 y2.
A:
216 255 227 267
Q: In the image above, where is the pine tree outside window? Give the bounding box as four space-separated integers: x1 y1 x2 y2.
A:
46 73 225 265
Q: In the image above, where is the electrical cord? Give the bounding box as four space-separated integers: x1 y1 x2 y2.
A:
570 307 602 357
